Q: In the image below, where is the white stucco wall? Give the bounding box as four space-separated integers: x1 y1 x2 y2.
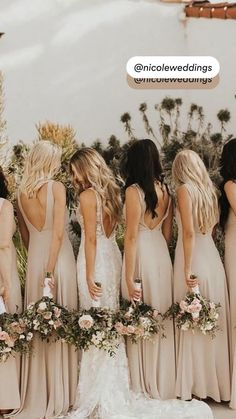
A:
0 0 236 144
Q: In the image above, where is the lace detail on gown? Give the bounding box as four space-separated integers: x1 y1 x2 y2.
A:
67 189 213 419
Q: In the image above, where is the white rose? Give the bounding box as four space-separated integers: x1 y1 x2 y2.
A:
27 332 33 341
38 302 47 311
20 334 25 340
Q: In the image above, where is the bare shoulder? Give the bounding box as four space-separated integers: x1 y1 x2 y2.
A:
224 180 236 195
176 184 190 198
80 189 97 207
0 199 14 222
125 185 140 201
52 181 66 197
2 199 13 213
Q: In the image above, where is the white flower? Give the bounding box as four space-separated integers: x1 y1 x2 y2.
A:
38 302 47 311
181 322 190 331
78 315 94 330
3 347 11 353
20 334 25 340
205 322 213 331
27 332 33 341
192 312 200 320
48 320 54 325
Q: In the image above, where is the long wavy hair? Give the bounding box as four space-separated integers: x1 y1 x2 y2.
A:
219 138 236 230
20 141 62 198
70 148 122 223
122 139 164 218
172 149 218 233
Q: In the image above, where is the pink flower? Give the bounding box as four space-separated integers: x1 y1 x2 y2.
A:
53 320 62 329
180 300 188 312
127 325 135 334
115 322 127 335
6 337 15 348
43 311 52 320
153 310 159 318
186 299 202 314
0 331 9 341
54 307 61 318
78 315 94 330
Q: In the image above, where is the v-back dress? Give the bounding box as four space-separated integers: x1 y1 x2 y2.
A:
12 180 78 419
121 183 176 400
174 185 231 402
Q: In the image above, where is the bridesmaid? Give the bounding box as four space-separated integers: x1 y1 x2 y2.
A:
121 139 175 400
173 149 231 402
0 167 22 415
13 141 78 419
219 138 236 409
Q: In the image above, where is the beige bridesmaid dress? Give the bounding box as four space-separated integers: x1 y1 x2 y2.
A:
122 184 176 400
13 181 78 419
0 198 22 410
174 200 231 402
225 207 236 409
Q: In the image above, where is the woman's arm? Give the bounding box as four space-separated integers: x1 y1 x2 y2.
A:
224 181 236 216
0 201 14 302
124 187 142 301
177 185 198 289
46 182 67 276
16 200 29 249
162 197 173 244
80 189 101 300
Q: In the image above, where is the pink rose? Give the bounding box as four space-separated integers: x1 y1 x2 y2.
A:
78 315 94 330
180 300 188 312
0 331 9 341
127 325 135 334
115 322 127 335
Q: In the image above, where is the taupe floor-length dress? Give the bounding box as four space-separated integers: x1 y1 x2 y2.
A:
0 197 22 410
225 207 236 409
122 184 176 400
13 181 78 419
174 192 231 402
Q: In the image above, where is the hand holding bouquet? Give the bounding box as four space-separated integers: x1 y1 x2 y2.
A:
164 281 221 338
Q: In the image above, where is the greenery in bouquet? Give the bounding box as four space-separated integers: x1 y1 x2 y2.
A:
0 312 33 362
66 307 119 356
117 300 165 343
164 292 221 338
22 297 71 342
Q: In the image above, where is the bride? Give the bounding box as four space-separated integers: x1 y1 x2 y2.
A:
68 147 213 419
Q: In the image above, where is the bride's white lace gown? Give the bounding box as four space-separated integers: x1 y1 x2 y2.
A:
68 188 213 419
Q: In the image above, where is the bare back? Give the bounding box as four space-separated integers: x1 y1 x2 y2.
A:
19 183 49 232
142 182 170 230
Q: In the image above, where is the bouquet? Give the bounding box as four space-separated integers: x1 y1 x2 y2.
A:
116 299 165 343
164 288 221 338
22 297 71 342
0 312 33 362
66 307 119 356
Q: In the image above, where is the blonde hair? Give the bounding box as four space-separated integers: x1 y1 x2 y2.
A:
70 148 122 223
20 141 62 198
172 149 218 233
